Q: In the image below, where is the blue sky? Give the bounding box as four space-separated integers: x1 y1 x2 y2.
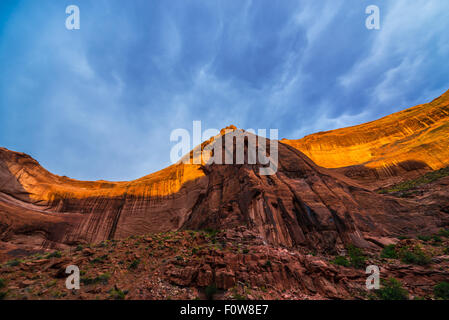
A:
1 0 448 181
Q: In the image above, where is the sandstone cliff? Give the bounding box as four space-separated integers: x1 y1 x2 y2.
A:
282 89 449 187
1 129 447 256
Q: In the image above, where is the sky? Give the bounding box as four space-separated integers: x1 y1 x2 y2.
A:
0 0 448 181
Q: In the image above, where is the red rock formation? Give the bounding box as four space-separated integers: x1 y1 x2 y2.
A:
282 89 449 188
1 128 448 257
2 229 449 300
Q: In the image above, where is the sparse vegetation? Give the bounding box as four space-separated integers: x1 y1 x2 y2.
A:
417 233 443 246
375 278 409 300
417 235 432 242
203 228 219 238
331 245 366 268
347 245 366 269
434 282 449 300
6 260 20 267
205 284 217 300
438 228 449 237
51 290 67 298
109 286 126 300
431 235 442 245
46 251 62 259
81 273 111 285
380 244 398 259
91 254 108 264
378 166 449 195
45 280 57 288
1 227 445 300
399 246 431 265
232 292 246 300
128 259 140 270
331 256 350 267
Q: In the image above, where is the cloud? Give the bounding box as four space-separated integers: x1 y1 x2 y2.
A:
0 0 448 180
339 0 449 111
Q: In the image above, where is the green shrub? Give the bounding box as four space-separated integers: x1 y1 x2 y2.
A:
417 235 432 242
205 284 217 300
347 245 366 269
128 259 140 270
46 251 62 259
434 282 449 300
331 245 366 268
51 290 67 298
264 260 272 269
380 244 398 259
0 278 5 289
75 244 83 252
438 228 449 237
203 228 219 238
81 273 111 285
91 254 108 264
375 278 409 300
96 273 111 284
6 260 20 267
399 246 431 265
332 256 350 267
0 291 7 300
109 287 126 300
432 235 442 243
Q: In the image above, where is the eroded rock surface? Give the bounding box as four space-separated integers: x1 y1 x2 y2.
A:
282 89 449 189
1 129 448 258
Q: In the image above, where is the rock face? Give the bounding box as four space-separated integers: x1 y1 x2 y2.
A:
1 128 448 256
282 89 449 188
0 147 206 249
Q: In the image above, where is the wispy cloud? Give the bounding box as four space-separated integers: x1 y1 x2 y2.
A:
0 0 448 180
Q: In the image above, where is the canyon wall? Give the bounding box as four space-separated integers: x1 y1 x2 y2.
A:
282 89 449 184
1 129 448 255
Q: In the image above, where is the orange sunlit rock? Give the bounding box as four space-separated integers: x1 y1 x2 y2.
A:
282 89 449 174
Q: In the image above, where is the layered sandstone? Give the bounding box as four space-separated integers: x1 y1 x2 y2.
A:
0 147 206 248
282 89 449 184
1 129 448 257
